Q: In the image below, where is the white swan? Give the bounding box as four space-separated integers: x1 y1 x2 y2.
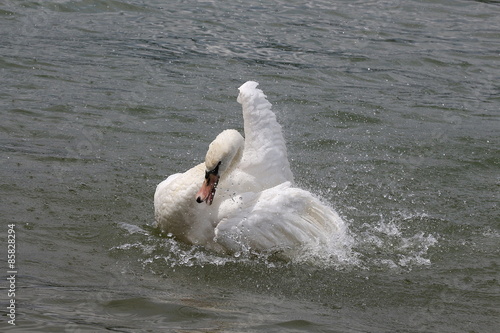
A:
154 81 346 257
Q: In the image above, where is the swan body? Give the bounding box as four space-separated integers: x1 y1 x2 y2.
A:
154 81 346 257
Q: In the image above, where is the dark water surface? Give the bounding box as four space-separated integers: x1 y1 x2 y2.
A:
1 0 499 332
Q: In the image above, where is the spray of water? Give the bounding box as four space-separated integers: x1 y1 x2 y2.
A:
113 208 438 272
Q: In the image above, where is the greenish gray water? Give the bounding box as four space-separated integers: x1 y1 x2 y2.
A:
1 0 498 332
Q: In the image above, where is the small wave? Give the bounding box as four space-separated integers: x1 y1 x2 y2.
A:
117 222 149 235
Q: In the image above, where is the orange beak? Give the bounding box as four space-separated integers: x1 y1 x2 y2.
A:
195 172 219 205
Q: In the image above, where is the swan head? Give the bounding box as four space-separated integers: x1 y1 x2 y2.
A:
196 129 244 205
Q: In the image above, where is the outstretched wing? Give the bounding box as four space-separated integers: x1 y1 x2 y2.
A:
236 81 294 189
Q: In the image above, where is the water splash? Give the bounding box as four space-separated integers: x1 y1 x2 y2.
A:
113 221 360 270
113 214 438 272
354 213 439 270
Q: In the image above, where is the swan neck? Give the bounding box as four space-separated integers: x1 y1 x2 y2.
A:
220 145 242 179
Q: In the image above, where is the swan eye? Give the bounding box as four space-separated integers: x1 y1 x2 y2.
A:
205 161 221 179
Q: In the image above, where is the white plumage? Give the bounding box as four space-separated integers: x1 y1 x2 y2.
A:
154 81 346 258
